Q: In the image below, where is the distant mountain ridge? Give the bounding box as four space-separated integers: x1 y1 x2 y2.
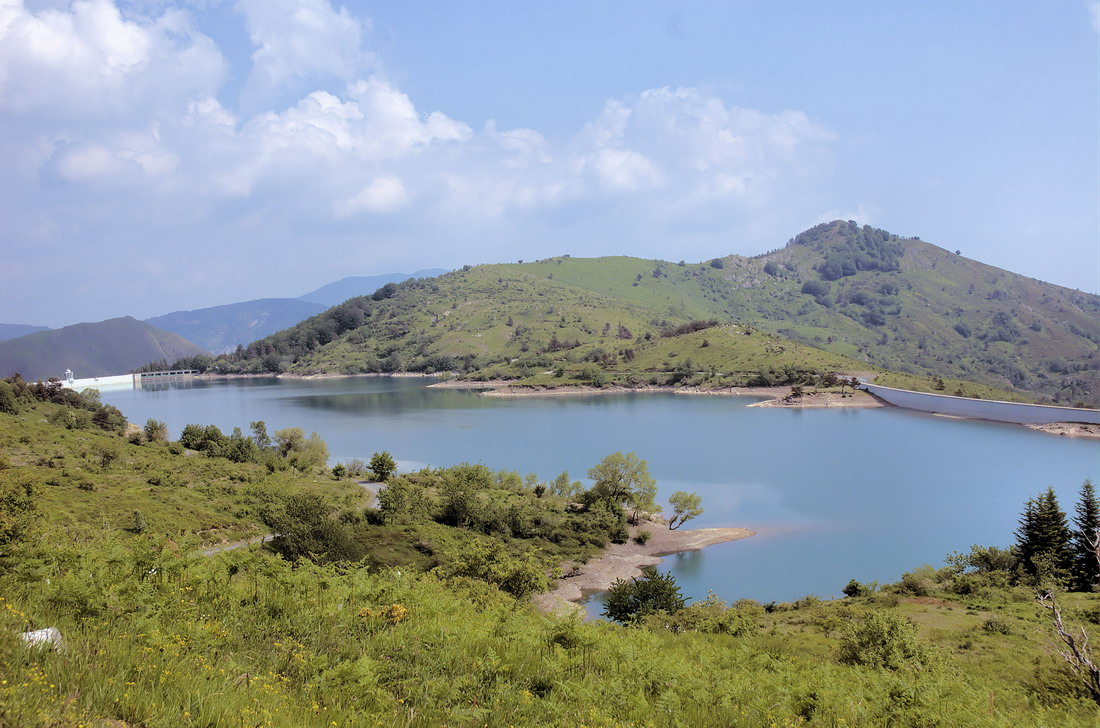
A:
0 317 209 381
216 221 1100 405
144 270 448 354
0 323 49 342
146 298 327 354
297 270 448 307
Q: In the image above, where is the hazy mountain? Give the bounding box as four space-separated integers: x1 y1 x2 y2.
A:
146 298 327 354
296 269 448 307
0 323 49 341
0 317 209 381
213 222 1100 405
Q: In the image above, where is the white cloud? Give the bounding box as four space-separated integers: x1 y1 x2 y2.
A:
236 0 370 111
0 0 225 119
336 175 408 216
0 1 838 324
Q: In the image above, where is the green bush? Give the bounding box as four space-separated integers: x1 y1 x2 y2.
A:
838 612 941 672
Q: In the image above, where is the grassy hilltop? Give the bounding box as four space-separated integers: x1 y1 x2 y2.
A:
209 221 1099 405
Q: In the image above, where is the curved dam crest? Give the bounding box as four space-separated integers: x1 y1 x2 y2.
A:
860 382 1100 425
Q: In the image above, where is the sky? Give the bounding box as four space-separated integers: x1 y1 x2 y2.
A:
1 0 1098 328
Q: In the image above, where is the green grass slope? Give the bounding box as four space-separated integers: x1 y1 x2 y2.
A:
213 222 1100 405
1 399 1098 726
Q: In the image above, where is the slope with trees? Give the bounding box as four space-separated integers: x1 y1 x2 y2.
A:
203 221 1100 406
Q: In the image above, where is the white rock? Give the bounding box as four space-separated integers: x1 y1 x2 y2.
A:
19 627 64 651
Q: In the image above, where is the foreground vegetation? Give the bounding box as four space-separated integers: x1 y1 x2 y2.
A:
2 383 1099 726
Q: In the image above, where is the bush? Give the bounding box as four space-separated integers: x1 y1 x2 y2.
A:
981 614 1012 635
843 579 866 598
633 530 652 545
603 567 686 623
838 612 940 671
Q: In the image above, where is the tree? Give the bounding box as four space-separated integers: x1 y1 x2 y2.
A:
250 420 272 450
1072 479 1100 592
1015 487 1074 584
274 427 305 457
667 491 703 530
369 451 397 482
603 567 686 623
587 452 657 523
143 418 168 444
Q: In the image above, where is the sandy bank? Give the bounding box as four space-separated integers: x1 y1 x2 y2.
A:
475 382 882 409
1027 422 1100 439
533 522 754 615
746 390 883 409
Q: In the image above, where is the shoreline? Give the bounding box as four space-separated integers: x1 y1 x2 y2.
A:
434 379 883 409
195 372 1096 437
532 521 755 615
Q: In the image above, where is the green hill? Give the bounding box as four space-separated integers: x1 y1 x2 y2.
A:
0 317 210 381
208 222 1100 405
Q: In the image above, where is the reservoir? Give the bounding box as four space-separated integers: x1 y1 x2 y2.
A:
103 376 1099 605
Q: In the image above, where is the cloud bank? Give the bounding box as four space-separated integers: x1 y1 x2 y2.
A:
0 0 838 324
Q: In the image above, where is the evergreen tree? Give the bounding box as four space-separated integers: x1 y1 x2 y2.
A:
1015 487 1074 584
1072 479 1100 592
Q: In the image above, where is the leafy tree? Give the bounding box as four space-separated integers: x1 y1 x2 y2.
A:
143 418 168 444
376 478 430 523
274 427 305 457
250 420 272 450
603 567 686 623
369 451 398 481
587 452 657 523
550 471 583 499
1072 479 1100 592
289 433 329 472
667 491 703 530
262 494 363 563
1015 487 1074 584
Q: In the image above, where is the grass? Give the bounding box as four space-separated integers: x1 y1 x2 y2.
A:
0 403 366 545
224 221 1100 406
2 403 1099 726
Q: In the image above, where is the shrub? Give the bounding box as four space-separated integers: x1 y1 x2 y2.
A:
603 567 686 623
838 612 940 671
633 530 652 545
981 614 1012 635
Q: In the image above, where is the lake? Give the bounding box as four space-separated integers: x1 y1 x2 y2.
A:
103 376 1099 607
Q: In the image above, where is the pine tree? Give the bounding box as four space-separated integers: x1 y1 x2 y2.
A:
1072 479 1100 592
1015 487 1074 584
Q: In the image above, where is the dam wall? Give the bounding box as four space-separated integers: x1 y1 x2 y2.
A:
861 383 1100 425
62 370 197 391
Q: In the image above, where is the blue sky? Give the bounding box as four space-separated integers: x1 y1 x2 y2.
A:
1 0 1098 327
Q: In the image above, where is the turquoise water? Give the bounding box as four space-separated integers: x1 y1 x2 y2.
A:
104 377 1099 605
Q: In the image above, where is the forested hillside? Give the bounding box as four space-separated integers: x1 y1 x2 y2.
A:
196 222 1100 406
